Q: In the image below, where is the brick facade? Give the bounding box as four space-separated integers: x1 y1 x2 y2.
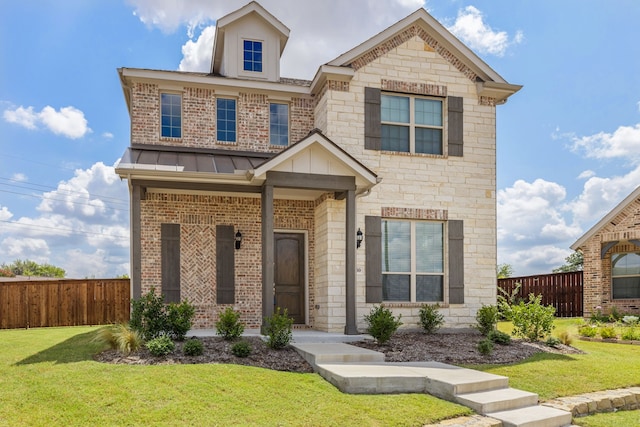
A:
579 197 640 316
140 193 316 328
130 82 314 152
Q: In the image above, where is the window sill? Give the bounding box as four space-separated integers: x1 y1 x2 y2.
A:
159 137 182 143
381 302 448 308
378 150 446 159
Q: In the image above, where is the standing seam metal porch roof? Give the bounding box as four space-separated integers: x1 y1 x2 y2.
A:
117 144 274 174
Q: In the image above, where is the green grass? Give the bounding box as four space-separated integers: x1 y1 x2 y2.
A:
468 318 640 401
574 410 640 426
0 326 470 426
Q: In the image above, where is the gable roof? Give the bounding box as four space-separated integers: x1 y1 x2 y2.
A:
571 185 640 250
318 8 521 103
211 1 290 74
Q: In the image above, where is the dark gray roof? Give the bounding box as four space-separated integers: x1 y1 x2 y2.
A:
118 145 274 174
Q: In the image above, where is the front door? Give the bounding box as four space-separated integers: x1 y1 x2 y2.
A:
274 233 305 324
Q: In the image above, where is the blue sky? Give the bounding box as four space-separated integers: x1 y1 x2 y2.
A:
1 0 639 278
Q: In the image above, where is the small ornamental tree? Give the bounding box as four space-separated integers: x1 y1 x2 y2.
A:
511 294 556 342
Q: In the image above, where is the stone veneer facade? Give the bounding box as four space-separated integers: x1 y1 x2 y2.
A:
313 35 499 330
578 197 640 316
122 13 514 331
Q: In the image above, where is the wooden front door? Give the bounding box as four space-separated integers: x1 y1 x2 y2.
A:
274 233 305 324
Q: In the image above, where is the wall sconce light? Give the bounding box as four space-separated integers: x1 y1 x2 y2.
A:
356 228 363 249
235 230 242 250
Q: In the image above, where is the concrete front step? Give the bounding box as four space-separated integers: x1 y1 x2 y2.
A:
456 388 539 415
487 405 572 427
292 343 384 367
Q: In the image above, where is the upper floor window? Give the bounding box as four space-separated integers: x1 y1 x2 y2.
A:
612 252 640 299
243 40 263 72
269 103 289 146
217 98 236 142
381 219 444 302
160 93 181 138
381 94 443 154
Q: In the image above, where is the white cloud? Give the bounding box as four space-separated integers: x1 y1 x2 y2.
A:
130 0 430 79
446 6 522 57
0 205 12 221
38 106 91 139
577 170 595 179
102 132 114 139
179 25 216 72
0 237 50 262
571 123 640 161
3 106 38 129
3 105 92 139
564 167 640 226
0 162 130 278
11 173 27 182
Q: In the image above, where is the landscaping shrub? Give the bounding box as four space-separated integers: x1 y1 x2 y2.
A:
622 315 639 325
183 338 204 356
166 300 195 341
216 307 245 340
130 289 168 341
477 338 493 356
264 307 293 349
578 323 598 338
418 303 444 334
545 336 561 348
364 304 403 345
94 324 143 355
130 289 194 341
231 340 252 358
608 306 623 322
558 331 572 346
474 304 499 336
621 326 640 341
146 335 175 357
487 329 511 345
590 306 608 323
510 293 556 342
599 325 617 339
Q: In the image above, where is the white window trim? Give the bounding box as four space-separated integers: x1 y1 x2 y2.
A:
382 219 445 303
216 96 238 144
159 91 182 140
238 37 266 79
381 93 444 154
269 102 290 147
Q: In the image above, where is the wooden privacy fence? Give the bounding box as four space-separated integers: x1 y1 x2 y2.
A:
0 279 130 329
498 271 583 317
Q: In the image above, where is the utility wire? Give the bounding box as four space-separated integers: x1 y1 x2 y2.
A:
0 219 129 240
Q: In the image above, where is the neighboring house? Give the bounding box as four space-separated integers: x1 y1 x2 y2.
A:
115 1 521 332
571 186 640 317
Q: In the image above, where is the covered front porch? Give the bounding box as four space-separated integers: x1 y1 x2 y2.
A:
116 130 378 333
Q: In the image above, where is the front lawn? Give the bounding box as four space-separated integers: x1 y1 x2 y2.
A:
0 326 469 426
469 318 640 401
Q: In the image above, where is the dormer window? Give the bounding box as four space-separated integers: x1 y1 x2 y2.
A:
243 40 263 72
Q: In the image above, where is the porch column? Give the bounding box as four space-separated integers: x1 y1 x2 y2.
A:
131 183 143 299
261 184 275 333
345 189 358 334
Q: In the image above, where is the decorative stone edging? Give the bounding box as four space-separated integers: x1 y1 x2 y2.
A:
579 337 640 345
543 387 640 417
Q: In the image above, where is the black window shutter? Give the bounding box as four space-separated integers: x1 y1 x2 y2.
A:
365 215 383 303
448 220 464 304
364 87 381 150
216 225 235 304
161 223 181 303
448 96 464 157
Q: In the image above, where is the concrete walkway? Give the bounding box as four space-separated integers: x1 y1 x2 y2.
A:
291 341 573 427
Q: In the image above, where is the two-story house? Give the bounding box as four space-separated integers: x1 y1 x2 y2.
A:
115 1 521 333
